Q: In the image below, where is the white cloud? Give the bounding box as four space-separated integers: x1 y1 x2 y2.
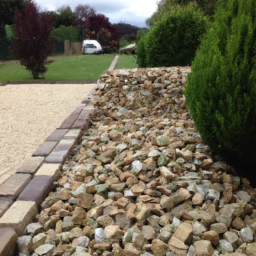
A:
34 0 158 27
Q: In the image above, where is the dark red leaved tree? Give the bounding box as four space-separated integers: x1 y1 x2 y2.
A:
73 4 96 29
87 14 120 53
11 2 56 79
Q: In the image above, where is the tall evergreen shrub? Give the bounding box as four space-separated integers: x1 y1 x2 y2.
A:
185 0 256 185
143 3 208 67
136 34 147 68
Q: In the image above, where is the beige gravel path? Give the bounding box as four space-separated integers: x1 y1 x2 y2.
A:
0 83 95 184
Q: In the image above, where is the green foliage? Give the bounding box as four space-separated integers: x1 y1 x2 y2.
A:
136 34 147 68
51 25 79 43
138 3 208 67
185 0 256 183
146 0 196 27
146 0 224 27
119 39 129 49
5 24 14 38
136 28 148 42
54 5 73 28
0 0 28 27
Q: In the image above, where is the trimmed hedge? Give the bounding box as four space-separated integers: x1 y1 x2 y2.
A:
136 4 208 67
185 0 256 186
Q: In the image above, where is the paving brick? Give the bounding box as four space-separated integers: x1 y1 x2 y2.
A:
45 139 76 163
0 174 11 186
71 109 94 129
0 174 31 200
17 176 53 209
0 228 17 256
81 98 91 104
0 201 37 236
46 129 68 141
32 141 58 157
0 199 12 218
63 129 81 140
35 164 61 180
89 87 97 96
59 104 85 129
83 102 95 110
16 157 44 175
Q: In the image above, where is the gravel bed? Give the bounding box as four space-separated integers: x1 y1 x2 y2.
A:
15 68 256 256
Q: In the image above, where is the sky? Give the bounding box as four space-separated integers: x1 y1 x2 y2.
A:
34 0 158 27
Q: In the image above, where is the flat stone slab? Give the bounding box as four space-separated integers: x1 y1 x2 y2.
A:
46 129 68 141
63 129 81 139
0 174 31 200
0 199 12 218
17 176 53 209
83 102 95 110
35 163 61 180
16 157 44 175
71 109 94 129
0 201 37 236
59 104 85 129
0 228 18 256
81 98 91 104
45 139 76 163
32 141 58 157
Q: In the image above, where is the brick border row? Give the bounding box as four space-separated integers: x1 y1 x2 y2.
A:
0 89 96 256
0 55 119 256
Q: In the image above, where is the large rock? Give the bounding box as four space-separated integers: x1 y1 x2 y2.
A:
194 240 214 256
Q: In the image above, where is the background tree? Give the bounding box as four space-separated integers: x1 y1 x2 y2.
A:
54 5 73 28
11 2 56 78
87 14 120 52
73 4 96 29
185 0 256 186
51 25 79 43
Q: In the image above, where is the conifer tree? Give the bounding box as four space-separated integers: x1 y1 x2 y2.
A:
185 0 256 185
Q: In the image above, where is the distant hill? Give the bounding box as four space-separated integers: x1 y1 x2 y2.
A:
113 22 141 37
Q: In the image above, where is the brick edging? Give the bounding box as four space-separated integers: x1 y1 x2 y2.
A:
0 85 97 255
0 56 119 256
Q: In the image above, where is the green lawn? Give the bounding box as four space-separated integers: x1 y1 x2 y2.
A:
115 54 138 70
0 54 111 83
0 54 138 83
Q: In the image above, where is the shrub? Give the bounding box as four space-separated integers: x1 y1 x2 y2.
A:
11 2 56 79
136 34 147 68
185 0 256 186
51 25 79 43
142 3 208 67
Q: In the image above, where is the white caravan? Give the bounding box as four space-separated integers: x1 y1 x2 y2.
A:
82 40 104 54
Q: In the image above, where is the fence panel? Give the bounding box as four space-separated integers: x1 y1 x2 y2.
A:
52 40 64 56
0 38 16 61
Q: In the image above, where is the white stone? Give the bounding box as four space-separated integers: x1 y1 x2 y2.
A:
34 244 54 255
236 191 251 202
95 228 105 243
240 227 253 242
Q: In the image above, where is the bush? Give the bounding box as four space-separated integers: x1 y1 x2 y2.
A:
51 25 79 43
185 0 256 185
139 3 208 67
136 34 147 68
